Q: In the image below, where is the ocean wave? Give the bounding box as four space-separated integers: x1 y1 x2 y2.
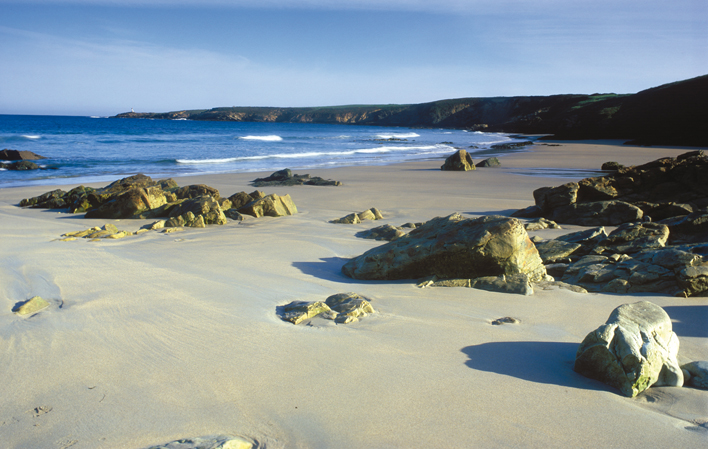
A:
239 135 283 141
375 132 420 139
176 158 239 164
22 135 41 139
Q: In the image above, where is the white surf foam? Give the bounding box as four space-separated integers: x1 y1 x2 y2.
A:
22 135 41 139
375 132 420 139
177 158 238 164
239 135 283 141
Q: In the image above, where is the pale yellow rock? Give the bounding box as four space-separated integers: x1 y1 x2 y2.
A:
149 220 166 230
162 227 183 234
59 237 77 242
218 437 253 449
106 231 128 239
15 296 50 316
86 230 112 239
135 229 150 235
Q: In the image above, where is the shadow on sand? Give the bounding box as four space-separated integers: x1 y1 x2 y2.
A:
461 341 614 393
664 305 708 338
292 257 415 286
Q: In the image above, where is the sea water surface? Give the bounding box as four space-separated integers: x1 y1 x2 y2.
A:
0 114 533 188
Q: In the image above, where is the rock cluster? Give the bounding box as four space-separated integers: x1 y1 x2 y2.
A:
574 301 683 397
20 174 298 228
530 222 708 297
252 168 342 187
441 149 475 171
280 293 375 324
342 213 547 283
331 207 383 224
513 151 708 228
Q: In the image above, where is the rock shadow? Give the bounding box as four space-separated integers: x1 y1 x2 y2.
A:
292 257 411 285
461 341 613 392
664 305 708 338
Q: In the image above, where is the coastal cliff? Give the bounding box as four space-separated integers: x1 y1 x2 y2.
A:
114 74 708 146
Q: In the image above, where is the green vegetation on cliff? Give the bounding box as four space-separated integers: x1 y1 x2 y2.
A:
114 74 708 146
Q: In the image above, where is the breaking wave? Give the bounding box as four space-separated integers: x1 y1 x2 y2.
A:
239 135 283 141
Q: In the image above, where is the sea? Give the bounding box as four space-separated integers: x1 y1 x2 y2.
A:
0 114 538 189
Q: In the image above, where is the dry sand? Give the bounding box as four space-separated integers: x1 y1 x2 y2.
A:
1 141 706 448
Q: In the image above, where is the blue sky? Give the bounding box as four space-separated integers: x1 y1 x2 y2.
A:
1 0 706 116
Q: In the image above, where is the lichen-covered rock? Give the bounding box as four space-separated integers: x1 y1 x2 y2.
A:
325 292 375 324
84 186 168 219
534 239 582 264
533 183 579 212
13 296 50 316
169 195 227 225
524 217 561 231
280 301 336 324
574 301 683 397
332 208 382 224
441 149 475 171
470 273 534 295
331 213 361 224
173 184 220 200
238 193 297 218
549 201 644 226
342 214 547 282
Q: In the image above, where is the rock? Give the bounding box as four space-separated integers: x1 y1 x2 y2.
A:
534 239 582 263
173 184 220 200
574 301 683 397
342 214 547 282
169 196 227 225
356 224 406 241
0 149 46 161
224 209 246 221
325 292 375 324
533 183 579 212
510 204 543 219
84 186 168 219
237 193 297 218
280 301 336 324
470 273 534 295
544 263 569 278
228 192 255 210
441 149 475 171
476 157 501 168
491 317 519 325
549 200 644 226
676 264 708 297
534 279 588 293
490 141 534 150
430 279 471 288
252 169 342 187
596 222 669 254
524 217 560 231
662 212 708 244
7 161 39 170
20 189 67 208
144 434 255 449
681 361 708 389
13 296 50 315
601 161 625 171
331 208 382 224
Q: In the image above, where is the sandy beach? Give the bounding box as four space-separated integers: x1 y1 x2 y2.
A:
1 141 706 448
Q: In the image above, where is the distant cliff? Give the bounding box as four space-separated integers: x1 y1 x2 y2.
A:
114 74 708 146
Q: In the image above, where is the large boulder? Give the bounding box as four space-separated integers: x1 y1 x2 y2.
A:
574 301 683 397
342 214 546 282
84 186 168 219
441 149 475 171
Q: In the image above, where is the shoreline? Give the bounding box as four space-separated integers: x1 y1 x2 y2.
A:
1 141 706 448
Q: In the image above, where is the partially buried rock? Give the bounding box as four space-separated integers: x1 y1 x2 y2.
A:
331 207 383 224
280 293 374 325
476 157 501 168
356 224 406 241
252 168 342 187
491 317 519 325
238 193 297 218
13 296 50 316
441 149 475 171
574 301 683 397
144 434 256 449
342 213 546 282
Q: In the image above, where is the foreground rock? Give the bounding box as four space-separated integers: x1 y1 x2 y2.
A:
574 301 683 397
20 174 298 227
145 434 256 449
280 293 375 324
342 214 547 282
252 168 342 187
13 296 50 316
441 149 475 171
513 151 708 228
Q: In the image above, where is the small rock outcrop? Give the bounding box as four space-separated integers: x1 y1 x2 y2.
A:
144 434 257 449
331 208 384 224
342 214 547 282
355 224 406 241
681 361 708 389
279 293 375 325
574 301 683 397
252 168 342 187
476 157 501 168
441 149 475 171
